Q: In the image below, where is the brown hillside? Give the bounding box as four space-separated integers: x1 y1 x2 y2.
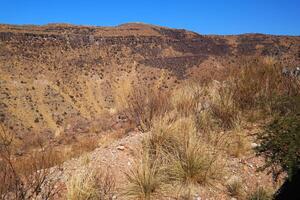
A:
0 23 300 138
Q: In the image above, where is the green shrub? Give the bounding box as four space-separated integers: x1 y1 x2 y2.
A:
256 113 300 180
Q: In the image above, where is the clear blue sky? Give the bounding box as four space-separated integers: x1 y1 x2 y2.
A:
1 0 300 35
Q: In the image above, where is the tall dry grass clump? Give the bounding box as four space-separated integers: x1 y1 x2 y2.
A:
208 81 240 129
171 83 202 117
228 57 299 112
66 168 115 200
126 86 172 132
162 117 225 186
113 74 135 113
143 114 179 158
124 150 166 200
171 80 241 133
124 115 226 199
166 136 223 186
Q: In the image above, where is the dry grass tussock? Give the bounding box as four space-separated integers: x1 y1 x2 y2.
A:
171 80 240 133
66 168 115 200
125 116 226 199
123 150 166 200
226 176 244 198
171 83 202 117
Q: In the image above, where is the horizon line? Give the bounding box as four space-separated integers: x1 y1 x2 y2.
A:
1 22 299 37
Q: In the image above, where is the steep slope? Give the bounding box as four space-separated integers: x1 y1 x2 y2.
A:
0 23 300 138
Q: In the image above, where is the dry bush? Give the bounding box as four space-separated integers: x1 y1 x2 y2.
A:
171 82 202 117
124 150 166 200
208 81 240 129
0 124 61 200
67 168 115 200
228 57 299 112
126 86 172 132
170 57 298 132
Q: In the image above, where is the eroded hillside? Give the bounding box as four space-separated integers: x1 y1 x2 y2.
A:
0 23 300 137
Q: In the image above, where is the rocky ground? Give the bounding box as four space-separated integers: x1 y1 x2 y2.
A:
49 125 280 200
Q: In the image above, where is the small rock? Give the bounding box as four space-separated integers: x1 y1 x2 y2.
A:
248 163 254 169
15 149 24 156
117 145 125 151
194 193 201 200
251 143 259 148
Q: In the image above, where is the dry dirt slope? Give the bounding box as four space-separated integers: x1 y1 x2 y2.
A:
0 23 300 138
51 127 277 200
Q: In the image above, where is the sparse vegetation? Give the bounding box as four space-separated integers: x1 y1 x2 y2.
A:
2 20 300 200
0 124 61 200
124 56 299 198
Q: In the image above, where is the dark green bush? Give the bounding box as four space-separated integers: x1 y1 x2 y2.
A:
256 113 300 180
